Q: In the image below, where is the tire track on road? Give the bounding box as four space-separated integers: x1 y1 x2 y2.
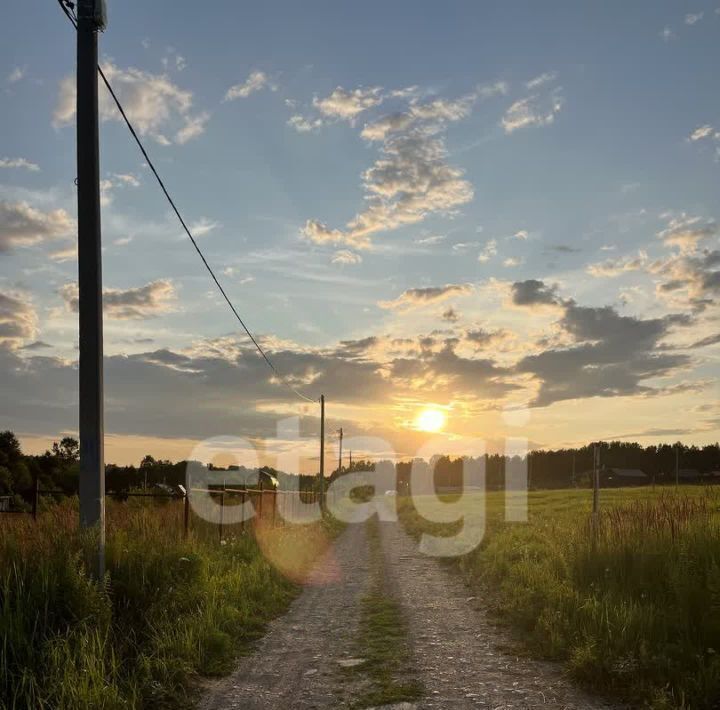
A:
378 520 623 709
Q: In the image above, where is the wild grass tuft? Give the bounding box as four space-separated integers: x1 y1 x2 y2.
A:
0 498 335 709
399 486 720 709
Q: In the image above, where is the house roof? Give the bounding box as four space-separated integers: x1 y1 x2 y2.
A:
606 468 647 478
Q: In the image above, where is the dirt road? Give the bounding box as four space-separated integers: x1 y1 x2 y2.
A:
200 519 620 709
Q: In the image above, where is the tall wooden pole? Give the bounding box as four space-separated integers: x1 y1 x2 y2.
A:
77 0 106 578
337 427 343 474
319 395 325 503
592 444 600 516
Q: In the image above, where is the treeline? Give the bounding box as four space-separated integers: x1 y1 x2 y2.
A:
0 432 319 509
395 441 720 490
2 432 719 506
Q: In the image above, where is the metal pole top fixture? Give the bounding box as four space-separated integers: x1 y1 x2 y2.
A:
78 0 108 30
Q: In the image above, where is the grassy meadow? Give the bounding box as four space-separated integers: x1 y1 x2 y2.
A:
0 497 339 710
399 485 720 709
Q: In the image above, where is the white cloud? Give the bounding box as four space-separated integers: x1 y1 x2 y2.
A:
501 88 564 133
287 115 324 133
54 61 208 145
685 12 704 25
313 86 383 120
7 66 25 83
414 234 446 245
660 26 675 41
0 291 37 348
379 283 473 310
361 92 479 142
361 112 414 141
587 251 649 277
99 172 142 206
689 124 714 141
331 250 362 265
477 81 509 99
477 239 498 263
658 215 717 254
503 257 522 267
513 229 529 240
175 111 210 144
0 157 39 172
301 83 501 249
112 173 140 187
224 70 272 101
0 201 74 252
189 217 219 237
526 71 557 90
60 279 177 320
303 129 473 249
49 244 78 263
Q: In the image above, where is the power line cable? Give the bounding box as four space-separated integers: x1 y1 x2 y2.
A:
56 0 318 405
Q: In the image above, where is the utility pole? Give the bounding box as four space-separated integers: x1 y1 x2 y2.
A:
675 444 679 487
337 427 343 474
592 444 600 517
77 0 107 579
349 450 352 471
527 451 532 490
319 394 325 502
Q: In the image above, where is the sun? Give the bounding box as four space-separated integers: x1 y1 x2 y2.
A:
415 407 447 433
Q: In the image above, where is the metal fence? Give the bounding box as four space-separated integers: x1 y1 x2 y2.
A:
0 479 327 542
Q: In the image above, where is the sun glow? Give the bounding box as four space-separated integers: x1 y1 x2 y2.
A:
415 407 447 433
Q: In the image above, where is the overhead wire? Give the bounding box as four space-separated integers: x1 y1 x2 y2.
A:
55 0 318 405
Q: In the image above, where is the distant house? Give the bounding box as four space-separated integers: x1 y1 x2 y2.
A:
602 468 649 487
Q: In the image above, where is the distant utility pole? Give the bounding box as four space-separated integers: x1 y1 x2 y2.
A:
527 451 532 490
337 427 343 474
319 394 325 500
592 444 600 517
77 0 107 579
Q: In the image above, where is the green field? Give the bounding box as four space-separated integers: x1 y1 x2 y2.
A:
399 486 720 709
0 498 338 710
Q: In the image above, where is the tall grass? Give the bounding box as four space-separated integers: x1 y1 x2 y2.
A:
399 487 720 709
0 498 335 709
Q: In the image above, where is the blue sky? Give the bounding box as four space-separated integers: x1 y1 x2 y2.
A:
1 0 719 467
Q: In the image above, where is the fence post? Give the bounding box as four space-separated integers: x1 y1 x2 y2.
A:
219 486 224 543
32 476 40 521
183 492 190 539
240 486 246 533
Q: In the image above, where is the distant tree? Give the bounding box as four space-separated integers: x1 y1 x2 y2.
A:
0 465 12 495
0 431 22 468
52 437 79 463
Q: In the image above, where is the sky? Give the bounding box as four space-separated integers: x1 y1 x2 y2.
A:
1 0 719 471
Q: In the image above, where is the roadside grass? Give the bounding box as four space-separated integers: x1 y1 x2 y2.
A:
0 498 340 710
399 486 720 710
346 517 423 708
